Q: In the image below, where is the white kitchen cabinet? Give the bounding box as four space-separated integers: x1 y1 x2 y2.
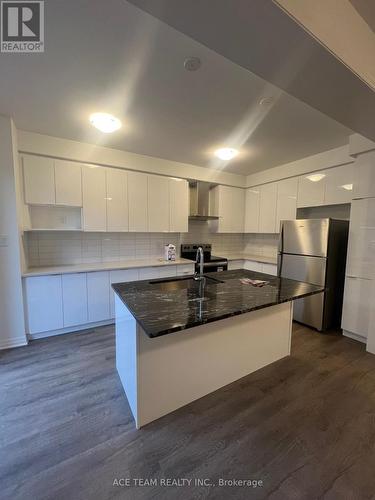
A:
106 168 128 232
276 178 297 231
109 269 139 317
353 151 375 199
159 266 177 278
210 185 245 233
82 166 107 231
259 183 278 233
244 260 263 272
55 160 82 207
87 271 110 322
128 171 148 232
244 188 260 233
61 273 88 327
139 267 161 280
176 264 195 276
169 178 189 232
297 171 326 208
24 275 63 334
228 260 244 270
23 155 55 205
262 263 278 276
148 175 170 232
324 164 354 205
342 276 374 340
346 198 375 280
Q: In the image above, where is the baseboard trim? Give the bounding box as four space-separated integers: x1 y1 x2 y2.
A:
28 319 115 340
0 336 28 350
343 330 367 344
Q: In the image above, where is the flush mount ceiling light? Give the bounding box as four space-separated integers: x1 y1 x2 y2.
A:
214 148 239 161
341 183 353 191
184 56 201 71
259 97 274 106
306 173 326 182
89 113 122 133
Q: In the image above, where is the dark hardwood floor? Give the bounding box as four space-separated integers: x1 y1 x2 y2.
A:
1 323 375 500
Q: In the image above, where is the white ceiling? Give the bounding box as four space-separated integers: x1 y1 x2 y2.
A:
0 0 352 175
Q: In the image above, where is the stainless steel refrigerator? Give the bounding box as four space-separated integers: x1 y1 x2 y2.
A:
278 219 349 331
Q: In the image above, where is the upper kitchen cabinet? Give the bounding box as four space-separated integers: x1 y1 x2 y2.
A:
128 171 148 232
353 151 375 199
275 178 298 232
259 183 278 233
244 187 260 233
23 155 55 205
148 174 169 232
169 178 189 233
106 168 128 232
324 164 354 205
210 185 245 233
55 160 82 206
297 171 326 208
82 166 107 231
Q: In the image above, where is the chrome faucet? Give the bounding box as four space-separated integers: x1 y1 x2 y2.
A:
194 246 204 281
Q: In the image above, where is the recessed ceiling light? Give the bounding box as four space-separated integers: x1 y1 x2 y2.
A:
341 183 353 191
184 57 201 71
306 173 326 182
259 97 274 106
89 113 122 133
214 148 239 161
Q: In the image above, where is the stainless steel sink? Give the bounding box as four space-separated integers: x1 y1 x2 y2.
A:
149 275 223 292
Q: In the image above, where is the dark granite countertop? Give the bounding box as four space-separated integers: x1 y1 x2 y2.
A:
112 270 324 338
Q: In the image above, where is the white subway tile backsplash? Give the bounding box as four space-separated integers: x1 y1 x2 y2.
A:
24 221 279 268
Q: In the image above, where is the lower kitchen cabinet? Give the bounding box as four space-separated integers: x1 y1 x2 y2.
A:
342 276 374 340
262 263 278 276
244 261 263 272
176 264 194 276
62 273 88 327
24 275 63 334
87 271 111 322
228 260 245 270
109 269 139 317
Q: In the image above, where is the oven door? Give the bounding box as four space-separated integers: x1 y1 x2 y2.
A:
199 261 228 273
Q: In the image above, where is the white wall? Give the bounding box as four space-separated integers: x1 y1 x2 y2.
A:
18 130 246 188
0 116 27 349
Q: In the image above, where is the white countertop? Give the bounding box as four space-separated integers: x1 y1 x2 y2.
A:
22 257 194 277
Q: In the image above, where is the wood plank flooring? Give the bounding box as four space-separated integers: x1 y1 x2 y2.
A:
1 323 375 500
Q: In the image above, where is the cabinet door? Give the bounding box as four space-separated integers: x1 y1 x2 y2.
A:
259 183 277 233
62 273 88 327
297 172 326 208
176 264 194 276
109 269 138 317
276 178 297 232
55 160 83 206
148 175 169 232
138 267 161 280
82 166 107 231
324 164 354 205
87 271 110 322
23 155 55 205
24 275 63 334
244 260 262 272
346 198 375 280
106 168 128 232
170 178 189 232
128 171 148 232
353 151 375 200
262 263 277 276
245 188 260 233
159 266 177 278
228 260 244 270
231 187 245 233
218 186 232 233
342 276 373 339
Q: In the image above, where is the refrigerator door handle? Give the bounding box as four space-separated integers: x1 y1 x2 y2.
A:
277 223 284 278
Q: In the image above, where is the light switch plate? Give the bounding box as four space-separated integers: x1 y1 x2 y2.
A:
0 235 8 247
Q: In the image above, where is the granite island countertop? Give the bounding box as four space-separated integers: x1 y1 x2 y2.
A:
112 269 324 338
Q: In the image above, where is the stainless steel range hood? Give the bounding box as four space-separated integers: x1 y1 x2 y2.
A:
189 181 219 221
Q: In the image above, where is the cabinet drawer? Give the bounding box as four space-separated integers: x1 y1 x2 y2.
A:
244 260 263 272
177 264 194 276
228 260 244 270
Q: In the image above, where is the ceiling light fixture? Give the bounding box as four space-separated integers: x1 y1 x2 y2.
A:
184 57 201 71
306 173 326 182
259 97 274 106
89 113 122 133
214 148 239 161
341 183 353 191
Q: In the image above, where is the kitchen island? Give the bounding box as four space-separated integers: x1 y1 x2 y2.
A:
112 269 323 428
